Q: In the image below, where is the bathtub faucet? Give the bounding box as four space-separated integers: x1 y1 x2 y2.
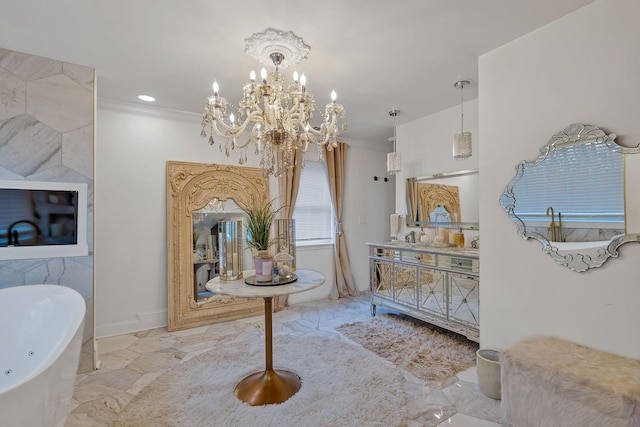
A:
545 207 564 242
7 220 42 245
546 207 556 242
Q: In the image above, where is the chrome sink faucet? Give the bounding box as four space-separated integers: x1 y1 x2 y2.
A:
405 230 416 243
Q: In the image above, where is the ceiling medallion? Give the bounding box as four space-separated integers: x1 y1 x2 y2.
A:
244 28 310 69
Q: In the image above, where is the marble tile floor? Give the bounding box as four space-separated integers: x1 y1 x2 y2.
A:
66 296 501 427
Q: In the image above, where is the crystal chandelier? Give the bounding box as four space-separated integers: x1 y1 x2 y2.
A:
201 28 347 177
453 79 472 160
192 198 226 224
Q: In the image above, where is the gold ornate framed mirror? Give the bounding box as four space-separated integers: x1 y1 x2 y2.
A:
406 169 479 229
167 161 268 331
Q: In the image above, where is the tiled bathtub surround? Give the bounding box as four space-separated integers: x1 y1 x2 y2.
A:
527 226 623 243
0 47 95 373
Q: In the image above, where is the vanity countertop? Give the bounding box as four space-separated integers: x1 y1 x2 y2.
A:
367 241 479 258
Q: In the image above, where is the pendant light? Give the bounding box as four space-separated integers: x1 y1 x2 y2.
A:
387 109 401 174
453 80 472 159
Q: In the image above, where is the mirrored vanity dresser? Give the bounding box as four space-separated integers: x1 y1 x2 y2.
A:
367 242 480 342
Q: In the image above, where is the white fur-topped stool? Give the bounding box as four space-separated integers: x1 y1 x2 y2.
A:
501 335 640 427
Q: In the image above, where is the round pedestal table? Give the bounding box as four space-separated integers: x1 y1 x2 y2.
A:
206 269 324 406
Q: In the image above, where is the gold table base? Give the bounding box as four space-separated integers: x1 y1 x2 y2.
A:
234 369 301 406
234 297 301 406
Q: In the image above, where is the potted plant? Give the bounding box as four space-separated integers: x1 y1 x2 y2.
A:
243 199 282 282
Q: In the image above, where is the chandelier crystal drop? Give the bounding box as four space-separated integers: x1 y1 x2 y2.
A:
453 79 472 160
201 28 347 177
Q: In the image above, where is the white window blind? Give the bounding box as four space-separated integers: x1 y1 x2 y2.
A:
292 161 334 244
513 140 624 223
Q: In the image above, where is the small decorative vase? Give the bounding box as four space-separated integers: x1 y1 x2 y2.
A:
275 219 296 272
253 250 273 282
274 247 294 280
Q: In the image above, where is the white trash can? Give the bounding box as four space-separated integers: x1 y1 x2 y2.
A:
476 349 501 400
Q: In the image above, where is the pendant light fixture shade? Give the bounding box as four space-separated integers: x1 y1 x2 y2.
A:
387 152 401 175
453 80 472 160
387 109 401 175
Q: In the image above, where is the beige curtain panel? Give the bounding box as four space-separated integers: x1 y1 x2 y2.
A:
324 142 359 299
274 149 302 311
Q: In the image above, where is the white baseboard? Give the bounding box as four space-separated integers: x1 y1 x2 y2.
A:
95 309 167 339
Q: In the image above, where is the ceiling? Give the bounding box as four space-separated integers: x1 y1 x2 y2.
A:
0 0 596 144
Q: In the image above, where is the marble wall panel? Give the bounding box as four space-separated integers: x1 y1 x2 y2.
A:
0 47 95 372
0 264 27 285
62 125 94 178
527 226 624 242
0 166 23 180
0 114 62 175
63 62 95 91
27 74 93 133
564 228 599 242
0 67 26 120
0 48 62 81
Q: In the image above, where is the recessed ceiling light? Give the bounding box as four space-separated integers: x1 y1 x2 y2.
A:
138 95 155 102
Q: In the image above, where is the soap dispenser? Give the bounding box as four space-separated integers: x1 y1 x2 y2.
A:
417 227 427 245
456 227 465 248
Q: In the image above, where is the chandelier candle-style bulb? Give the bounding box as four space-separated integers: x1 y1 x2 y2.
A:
201 28 347 177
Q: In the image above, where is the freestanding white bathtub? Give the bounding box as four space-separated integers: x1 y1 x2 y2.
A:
0 284 86 427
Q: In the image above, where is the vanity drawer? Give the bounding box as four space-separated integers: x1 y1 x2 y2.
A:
449 257 473 271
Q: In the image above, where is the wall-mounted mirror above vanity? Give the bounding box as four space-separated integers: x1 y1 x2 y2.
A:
406 169 479 229
500 123 640 272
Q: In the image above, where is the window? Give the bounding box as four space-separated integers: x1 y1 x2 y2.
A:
513 140 624 224
293 161 333 245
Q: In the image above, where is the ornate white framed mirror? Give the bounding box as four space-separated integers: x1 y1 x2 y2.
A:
500 123 640 272
167 161 269 331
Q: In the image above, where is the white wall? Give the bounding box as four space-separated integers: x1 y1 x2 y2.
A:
95 101 392 337
479 0 640 359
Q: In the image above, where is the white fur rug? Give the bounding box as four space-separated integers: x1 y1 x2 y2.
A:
94 335 408 426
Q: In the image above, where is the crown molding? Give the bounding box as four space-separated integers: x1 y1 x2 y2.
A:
97 97 201 123
341 137 392 153
97 98 392 154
